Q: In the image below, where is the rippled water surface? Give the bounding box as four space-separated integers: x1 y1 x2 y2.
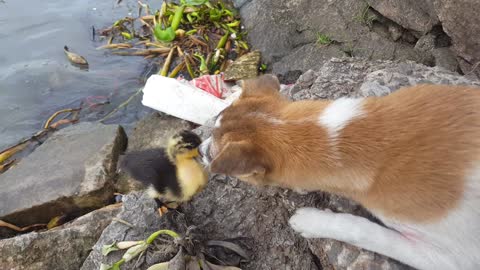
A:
0 0 160 149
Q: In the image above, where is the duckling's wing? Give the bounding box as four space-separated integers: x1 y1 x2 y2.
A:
118 148 182 198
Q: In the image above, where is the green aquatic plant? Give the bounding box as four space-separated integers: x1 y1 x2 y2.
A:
99 0 249 78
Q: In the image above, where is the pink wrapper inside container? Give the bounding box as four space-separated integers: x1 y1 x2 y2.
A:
178 74 231 98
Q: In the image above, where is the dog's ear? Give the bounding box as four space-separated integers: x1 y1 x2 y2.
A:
209 141 266 177
239 74 280 98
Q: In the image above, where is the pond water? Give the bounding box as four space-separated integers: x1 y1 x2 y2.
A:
0 0 161 149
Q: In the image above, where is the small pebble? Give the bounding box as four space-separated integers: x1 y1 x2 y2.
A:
114 194 123 203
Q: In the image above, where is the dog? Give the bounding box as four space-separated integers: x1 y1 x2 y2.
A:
198 74 480 270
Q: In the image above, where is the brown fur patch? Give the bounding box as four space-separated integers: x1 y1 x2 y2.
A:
209 75 480 223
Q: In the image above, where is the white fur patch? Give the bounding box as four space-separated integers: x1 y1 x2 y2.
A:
289 208 433 270
214 115 223 127
318 98 365 139
290 164 480 270
246 112 286 125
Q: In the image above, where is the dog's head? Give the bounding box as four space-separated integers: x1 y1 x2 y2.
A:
199 74 287 186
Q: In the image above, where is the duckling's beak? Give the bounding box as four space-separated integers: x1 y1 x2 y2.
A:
198 137 212 165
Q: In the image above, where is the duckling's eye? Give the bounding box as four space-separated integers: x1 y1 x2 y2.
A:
184 143 196 149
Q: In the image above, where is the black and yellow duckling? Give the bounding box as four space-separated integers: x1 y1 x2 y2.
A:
119 130 208 215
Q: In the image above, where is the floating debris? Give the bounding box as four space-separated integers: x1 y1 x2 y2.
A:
224 50 261 81
0 219 46 232
63 46 89 68
0 107 81 175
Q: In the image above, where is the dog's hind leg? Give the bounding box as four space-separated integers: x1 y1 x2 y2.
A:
289 207 451 270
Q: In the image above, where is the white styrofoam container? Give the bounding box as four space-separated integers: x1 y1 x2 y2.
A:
142 75 238 126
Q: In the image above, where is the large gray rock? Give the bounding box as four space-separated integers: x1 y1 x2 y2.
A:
0 122 127 229
432 0 480 77
0 204 121 270
235 0 480 80
366 0 438 33
235 0 425 76
290 58 480 101
362 0 480 78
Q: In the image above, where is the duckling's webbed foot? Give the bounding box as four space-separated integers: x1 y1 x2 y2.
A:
154 198 168 216
154 199 180 216
165 201 180 209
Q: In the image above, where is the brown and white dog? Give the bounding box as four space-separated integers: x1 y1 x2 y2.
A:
198 74 480 270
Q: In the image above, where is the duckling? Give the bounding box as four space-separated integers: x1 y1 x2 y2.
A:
119 130 208 215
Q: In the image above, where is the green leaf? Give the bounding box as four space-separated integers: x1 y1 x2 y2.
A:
194 53 209 75
122 242 148 262
121 32 133 40
186 13 194 23
99 263 111 270
99 260 123 270
226 20 240 28
146 229 180 244
216 32 229 49
146 262 170 270
209 8 222 21
237 40 249 50
186 29 198 35
154 25 176 42
171 5 186 31
113 20 121 27
102 242 119 256
182 0 207 5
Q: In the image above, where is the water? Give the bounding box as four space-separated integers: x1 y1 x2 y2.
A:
0 0 161 149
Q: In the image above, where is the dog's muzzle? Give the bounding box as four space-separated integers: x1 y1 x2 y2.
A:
198 137 212 165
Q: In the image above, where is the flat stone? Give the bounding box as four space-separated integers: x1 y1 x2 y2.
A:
224 51 261 81
291 58 480 101
0 204 121 270
360 61 480 97
432 47 459 72
414 33 435 52
0 122 127 228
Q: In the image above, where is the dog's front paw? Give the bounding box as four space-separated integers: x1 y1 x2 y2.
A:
289 207 329 238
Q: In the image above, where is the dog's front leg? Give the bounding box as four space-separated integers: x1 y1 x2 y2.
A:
289 207 447 270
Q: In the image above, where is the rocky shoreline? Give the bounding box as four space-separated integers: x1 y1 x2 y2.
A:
1 0 480 269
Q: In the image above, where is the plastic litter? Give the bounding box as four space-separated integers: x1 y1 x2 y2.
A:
142 75 236 126
182 74 228 98
142 74 293 126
